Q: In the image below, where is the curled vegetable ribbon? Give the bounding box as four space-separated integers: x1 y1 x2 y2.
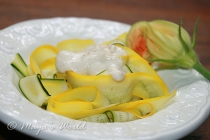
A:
47 86 176 121
126 18 210 81
67 71 169 104
30 44 59 78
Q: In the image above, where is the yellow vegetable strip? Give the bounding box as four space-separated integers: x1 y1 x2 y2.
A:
119 46 160 78
57 39 95 52
53 86 110 108
110 91 176 112
30 45 58 76
41 79 70 96
66 71 169 104
121 102 155 118
67 71 133 104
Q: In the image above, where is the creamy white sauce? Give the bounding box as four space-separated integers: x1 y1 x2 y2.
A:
56 44 127 81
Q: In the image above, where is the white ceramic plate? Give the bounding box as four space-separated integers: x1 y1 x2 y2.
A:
0 17 209 140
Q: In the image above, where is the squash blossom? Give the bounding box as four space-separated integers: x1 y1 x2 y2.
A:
126 18 210 81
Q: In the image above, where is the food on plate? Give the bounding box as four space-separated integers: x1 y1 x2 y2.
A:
11 38 175 122
10 21 185 123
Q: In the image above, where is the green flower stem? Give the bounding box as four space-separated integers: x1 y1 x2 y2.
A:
193 62 210 80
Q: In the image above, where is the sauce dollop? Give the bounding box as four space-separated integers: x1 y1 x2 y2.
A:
56 44 127 81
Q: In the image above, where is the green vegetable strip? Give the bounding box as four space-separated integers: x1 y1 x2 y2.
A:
11 53 28 77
